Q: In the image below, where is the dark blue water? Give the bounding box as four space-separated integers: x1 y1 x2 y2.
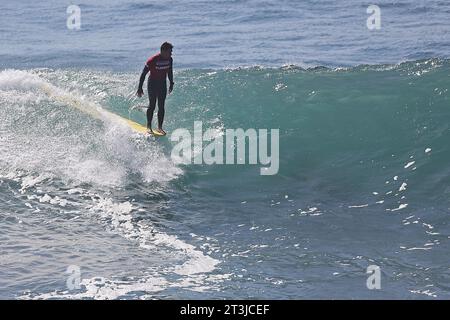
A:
1 0 450 70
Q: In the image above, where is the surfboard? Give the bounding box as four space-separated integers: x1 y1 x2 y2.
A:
120 116 148 134
110 113 167 137
38 82 159 135
150 129 167 137
110 114 168 137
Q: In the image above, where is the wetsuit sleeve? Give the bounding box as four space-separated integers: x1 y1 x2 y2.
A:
168 58 174 84
138 65 149 90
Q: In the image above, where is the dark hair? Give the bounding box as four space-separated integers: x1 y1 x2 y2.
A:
161 42 173 52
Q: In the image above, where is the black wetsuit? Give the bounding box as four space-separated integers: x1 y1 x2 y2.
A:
146 78 167 129
138 53 173 129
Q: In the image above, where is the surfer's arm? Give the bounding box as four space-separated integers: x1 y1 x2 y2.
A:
138 65 149 90
168 58 174 93
168 68 174 85
137 65 149 97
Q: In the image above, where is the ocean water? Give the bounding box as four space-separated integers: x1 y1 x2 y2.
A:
1 0 450 299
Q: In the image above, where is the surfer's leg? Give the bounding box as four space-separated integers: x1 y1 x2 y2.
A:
157 82 167 129
147 81 157 129
147 99 156 129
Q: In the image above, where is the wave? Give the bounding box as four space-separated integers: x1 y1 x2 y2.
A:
0 68 228 299
1 58 449 298
1 58 449 198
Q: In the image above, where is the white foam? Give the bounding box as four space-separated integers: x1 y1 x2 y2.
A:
0 69 182 187
14 181 223 299
0 69 51 91
88 196 221 276
20 174 52 192
348 204 369 208
404 161 415 169
22 275 169 300
140 231 220 275
399 182 408 192
67 188 83 194
389 203 408 212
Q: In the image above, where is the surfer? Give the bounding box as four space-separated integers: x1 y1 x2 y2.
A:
136 42 174 135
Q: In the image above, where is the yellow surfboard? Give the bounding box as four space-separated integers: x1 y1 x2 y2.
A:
120 116 149 134
38 82 166 136
102 111 167 137
150 128 167 136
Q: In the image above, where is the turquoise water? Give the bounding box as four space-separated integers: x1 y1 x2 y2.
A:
1 0 450 299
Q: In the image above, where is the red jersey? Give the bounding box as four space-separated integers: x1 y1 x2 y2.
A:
146 53 172 81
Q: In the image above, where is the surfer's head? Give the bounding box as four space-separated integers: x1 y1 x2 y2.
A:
160 42 173 59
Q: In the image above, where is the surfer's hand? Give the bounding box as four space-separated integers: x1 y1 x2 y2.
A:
169 82 174 94
136 88 144 97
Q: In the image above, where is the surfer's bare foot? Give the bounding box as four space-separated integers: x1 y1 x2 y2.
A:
157 128 166 135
